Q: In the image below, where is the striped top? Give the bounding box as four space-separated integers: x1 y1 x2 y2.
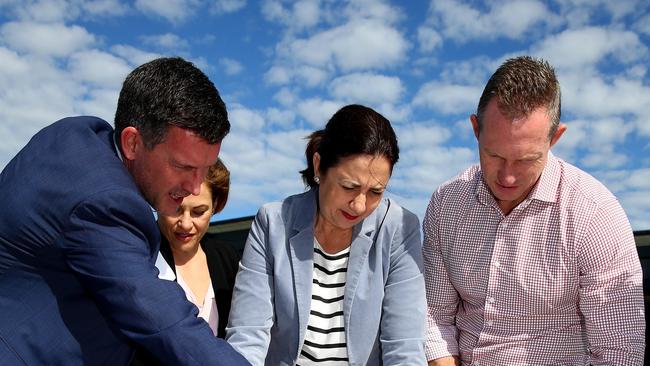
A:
295 239 350 366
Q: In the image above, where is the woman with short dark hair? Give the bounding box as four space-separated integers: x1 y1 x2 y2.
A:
226 104 426 365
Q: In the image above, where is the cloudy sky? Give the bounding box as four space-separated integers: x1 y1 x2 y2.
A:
1 0 649 230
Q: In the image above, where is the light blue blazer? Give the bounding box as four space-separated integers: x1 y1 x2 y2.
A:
226 188 426 365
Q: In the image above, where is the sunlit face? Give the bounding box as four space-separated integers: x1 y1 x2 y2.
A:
122 126 221 216
158 182 214 252
471 98 565 215
314 153 391 232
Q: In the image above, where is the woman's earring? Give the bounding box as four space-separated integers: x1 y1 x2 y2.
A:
314 176 320 184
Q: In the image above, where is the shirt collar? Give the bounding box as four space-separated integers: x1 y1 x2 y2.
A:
526 151 561 204
113 131 124 162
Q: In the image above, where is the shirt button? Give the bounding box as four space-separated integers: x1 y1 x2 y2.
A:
494 260 501 268
474 361 481 366
487 320 494 326
487 297 495 304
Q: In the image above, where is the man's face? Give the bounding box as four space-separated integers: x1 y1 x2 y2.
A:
471 98 565 215
123 126 221 216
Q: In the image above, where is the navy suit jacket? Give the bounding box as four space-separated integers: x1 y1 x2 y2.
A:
0 117 249 365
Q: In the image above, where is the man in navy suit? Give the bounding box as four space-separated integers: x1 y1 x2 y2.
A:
0 57 250 365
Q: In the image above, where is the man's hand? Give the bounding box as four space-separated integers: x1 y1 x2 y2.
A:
428 356 460 366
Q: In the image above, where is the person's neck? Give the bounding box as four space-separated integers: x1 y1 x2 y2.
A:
171 242 204 266
314 216 353 254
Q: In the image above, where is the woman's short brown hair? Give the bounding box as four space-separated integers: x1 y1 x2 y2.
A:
204 158 230 214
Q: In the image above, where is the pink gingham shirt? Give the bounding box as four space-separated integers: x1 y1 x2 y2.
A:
423 153 645 365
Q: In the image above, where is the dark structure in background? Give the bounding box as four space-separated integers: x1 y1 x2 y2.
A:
208 215 254 255
211 219 650 360
636 230 650 360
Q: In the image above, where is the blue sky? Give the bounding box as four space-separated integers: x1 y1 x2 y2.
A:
1 0 649 230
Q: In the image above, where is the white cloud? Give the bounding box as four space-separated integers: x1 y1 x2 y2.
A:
3 0 79 22
0 21 95 57
75 88 120 122
111 44 162 66
211 0 246 14
342 0 403 25
438 56 495 84
427 0 556 42
328 73 403 105
229 105 265 133
219 57 244 75
261 0 320 30
374 103 411 124
292 0 320 29
412 81 481 115
67 50 132 87
266 107 296 129
0 0 128 21
296 98 341 127
265 65 291 85
393 144 476 196
83 0 130 17
580 146 628 169
555 118 634 170
135 0 199 23
557 0 641 27
634 14 650 35
220 127 309 208
0 51 82 167
295 65 329 87
590 166 650 229
278 19 409 72
533 27 648 69
619 190 650 230
396 122 453 148
417 26 442 53
261 0 287 23
560 71 650 120
273 87 298 106
140 33 190 51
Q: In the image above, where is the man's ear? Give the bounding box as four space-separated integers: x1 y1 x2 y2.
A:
120 127 140 160
470 114 480 140
550 123 567 148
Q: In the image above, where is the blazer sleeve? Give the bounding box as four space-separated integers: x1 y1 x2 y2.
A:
226 206 275 366
61 189 250 366
379 206 427 365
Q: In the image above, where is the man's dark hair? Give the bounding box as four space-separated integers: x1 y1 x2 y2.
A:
114 57 229 150
476 56 561 139
300 104 399 188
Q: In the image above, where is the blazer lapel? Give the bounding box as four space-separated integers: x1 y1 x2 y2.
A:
342 200 386 363
288 189 319 346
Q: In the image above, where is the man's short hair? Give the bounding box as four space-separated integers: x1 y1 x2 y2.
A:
476 56 561 139
114 57 229 150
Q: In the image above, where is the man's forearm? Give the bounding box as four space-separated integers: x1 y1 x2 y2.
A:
428 356 460 366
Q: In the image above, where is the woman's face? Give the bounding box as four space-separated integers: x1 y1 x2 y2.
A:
158 181 214 252
315 153 391 232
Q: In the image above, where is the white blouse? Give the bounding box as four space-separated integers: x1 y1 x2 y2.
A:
176 269 219 336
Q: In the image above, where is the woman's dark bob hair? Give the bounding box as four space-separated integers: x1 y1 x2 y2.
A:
300 104 399 188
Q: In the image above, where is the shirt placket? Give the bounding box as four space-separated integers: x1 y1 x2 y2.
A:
472 213 508 366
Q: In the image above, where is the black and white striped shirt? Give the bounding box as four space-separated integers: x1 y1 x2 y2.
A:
295 239 350 366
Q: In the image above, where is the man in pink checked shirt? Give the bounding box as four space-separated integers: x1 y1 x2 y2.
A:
423 56 645 365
